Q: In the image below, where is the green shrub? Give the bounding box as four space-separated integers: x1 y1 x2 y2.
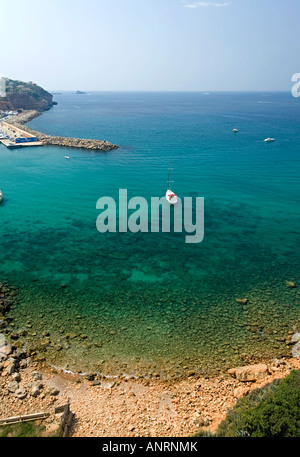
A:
216 370 300 437
192 429 215 437
0 421 46 437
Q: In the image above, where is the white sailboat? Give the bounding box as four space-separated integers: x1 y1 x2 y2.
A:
0 189 3 203
166 161 178 205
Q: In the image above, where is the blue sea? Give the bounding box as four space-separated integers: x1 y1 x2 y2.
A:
0 91 299 378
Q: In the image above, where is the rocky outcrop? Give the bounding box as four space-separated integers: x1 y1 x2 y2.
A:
0 78 54 112
228 363 269 382
290 333 300 358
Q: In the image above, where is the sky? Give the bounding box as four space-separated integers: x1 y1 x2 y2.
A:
0 0 299 91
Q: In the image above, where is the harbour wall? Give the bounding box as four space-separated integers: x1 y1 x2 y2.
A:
3 110 119 151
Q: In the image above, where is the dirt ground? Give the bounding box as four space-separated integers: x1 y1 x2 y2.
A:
1 356 299 437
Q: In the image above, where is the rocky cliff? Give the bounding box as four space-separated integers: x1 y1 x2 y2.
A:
0 78 55 112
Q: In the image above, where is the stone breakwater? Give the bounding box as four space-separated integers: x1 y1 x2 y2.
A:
4 110 119 151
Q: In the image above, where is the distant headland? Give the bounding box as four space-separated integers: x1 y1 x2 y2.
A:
0 78 56 112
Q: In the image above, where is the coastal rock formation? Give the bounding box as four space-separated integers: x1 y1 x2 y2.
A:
0 78 54 112
228 363 269 382
290 333 300 358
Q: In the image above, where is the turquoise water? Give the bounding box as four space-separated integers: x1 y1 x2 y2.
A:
0 92 299 377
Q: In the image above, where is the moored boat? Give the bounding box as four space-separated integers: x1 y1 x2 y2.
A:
166 189 178 204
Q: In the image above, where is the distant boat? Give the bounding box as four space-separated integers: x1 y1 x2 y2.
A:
65 156 70 159
0 190 3 203
264 138 275 142
166 161 178 205
233 129 238 133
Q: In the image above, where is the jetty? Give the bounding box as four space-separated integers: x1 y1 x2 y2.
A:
0 119 43 149
0 110 118 151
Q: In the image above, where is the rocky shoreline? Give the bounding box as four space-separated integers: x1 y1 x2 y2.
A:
1 282 299 437
3 110 119 151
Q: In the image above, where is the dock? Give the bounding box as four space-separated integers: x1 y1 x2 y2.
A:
0 138 44 148
0 120 43 149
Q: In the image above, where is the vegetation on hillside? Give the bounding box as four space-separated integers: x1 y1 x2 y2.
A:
5 79 49 101
194 369 300 438
0 422 46 437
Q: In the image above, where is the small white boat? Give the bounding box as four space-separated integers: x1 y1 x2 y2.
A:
233 129 238 133
166 189 178 205
0 190 3 203
65 156 70 159
166 162 178 205
264 138 275 142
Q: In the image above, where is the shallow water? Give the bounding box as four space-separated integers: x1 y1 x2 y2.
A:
0 91 299 377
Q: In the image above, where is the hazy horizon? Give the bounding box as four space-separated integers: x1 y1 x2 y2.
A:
1 0 299 92
48 89 293 93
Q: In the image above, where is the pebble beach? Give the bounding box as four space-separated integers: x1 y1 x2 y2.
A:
1 282 300 437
